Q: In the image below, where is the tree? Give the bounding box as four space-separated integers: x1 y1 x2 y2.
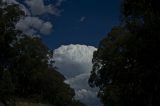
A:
89 0 160 106
0 3 24 105
0 2 84 106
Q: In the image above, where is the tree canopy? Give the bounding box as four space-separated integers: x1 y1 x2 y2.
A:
89 0 160 106
0 2 84 106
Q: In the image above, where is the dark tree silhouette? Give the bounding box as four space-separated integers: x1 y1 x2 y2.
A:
89 0 160 106
0 2 84 106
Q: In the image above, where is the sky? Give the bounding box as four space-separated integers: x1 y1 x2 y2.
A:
5 0 121 49
42 0 121 49
4 0 121 105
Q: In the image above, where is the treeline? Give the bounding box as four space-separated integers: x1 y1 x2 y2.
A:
89 0 160 106
0 2 84 106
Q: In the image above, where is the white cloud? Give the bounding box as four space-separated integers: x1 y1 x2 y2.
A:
2 0 30 15
40 22 53 35
25 0 61 16
53 44 96 77
53 44 101 106
65 73 100 106
3 0 64 16
16 17 53 36
75 89 100 106
4 0 65 36
80 16 86 22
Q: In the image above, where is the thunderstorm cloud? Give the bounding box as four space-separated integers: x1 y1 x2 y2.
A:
53 44 101 106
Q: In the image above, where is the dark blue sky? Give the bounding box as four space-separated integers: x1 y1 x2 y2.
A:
42 0 121 49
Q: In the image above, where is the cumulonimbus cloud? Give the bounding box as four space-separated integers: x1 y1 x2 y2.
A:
53 44 101 106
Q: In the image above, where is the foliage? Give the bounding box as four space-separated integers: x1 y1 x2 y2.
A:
89 0 160 106
0 2 84 106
